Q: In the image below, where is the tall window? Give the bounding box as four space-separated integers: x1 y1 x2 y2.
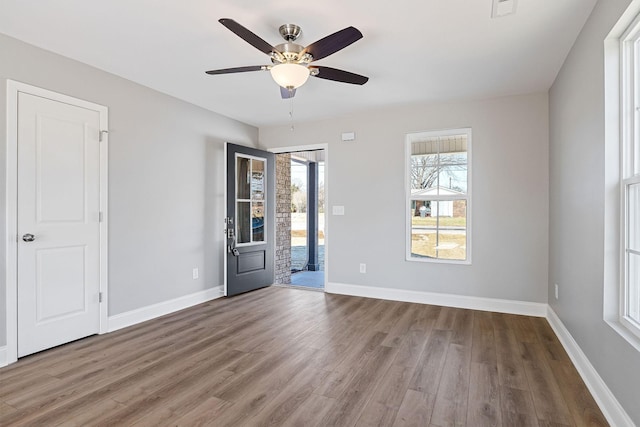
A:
406 128 471 263
621 15 640 337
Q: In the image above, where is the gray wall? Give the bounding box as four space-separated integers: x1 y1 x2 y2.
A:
0 34 258 346
549 0 640 423
260 93 549 303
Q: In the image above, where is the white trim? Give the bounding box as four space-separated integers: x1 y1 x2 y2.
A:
223 142 228 296
99 103 109 334
325 282 547 317
267 143 329 291
0 346 7 368
268 143 327 154
234 152 269 247
107 286 223 332
5 81 19 366
547 307 636 427
5 80 109 364
606 319 640 353
405 127 472 265
323 146 329 291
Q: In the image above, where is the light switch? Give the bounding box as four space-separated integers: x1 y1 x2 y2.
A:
332 205 345 215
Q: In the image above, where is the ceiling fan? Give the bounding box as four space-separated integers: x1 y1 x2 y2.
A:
206 19 369 99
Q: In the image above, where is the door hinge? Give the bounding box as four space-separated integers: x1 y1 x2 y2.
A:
99 292 103 303
99 130 108 142
99 211 104 222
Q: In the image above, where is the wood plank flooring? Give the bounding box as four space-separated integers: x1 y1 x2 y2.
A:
0 287 608 426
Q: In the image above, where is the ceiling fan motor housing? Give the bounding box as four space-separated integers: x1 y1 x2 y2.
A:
279 24 302 41
272 25 313 65
272 42 311 65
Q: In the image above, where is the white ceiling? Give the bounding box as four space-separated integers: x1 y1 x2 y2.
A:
0 0 597 127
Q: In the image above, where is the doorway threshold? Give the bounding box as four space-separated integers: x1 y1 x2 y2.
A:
290 271 324 289
273 283 325 293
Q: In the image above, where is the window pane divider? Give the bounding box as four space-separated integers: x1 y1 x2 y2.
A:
411 195 468 201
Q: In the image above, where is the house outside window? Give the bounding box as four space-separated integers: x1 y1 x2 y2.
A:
621 14 640 338
406 128 471 264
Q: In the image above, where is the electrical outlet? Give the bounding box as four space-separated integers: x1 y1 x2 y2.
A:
554 283 559 300
359 263 366 274
193 268 199 280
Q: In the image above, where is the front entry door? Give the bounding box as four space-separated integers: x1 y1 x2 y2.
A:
17 91 102 357
225 143 275 296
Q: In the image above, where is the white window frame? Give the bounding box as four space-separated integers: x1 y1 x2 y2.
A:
405 128 472 265
620 13 640 339
235 153 268 247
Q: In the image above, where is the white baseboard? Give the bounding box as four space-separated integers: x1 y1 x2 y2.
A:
325 282 547 317
546 307 635 427
0 346 7 368
107 286 224 333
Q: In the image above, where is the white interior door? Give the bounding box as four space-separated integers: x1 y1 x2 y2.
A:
17 92 102 357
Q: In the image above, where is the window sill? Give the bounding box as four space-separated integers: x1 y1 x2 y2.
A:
605 319 640 352
406 255 472 265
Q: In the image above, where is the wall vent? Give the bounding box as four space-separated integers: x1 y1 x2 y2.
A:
492 0 517 18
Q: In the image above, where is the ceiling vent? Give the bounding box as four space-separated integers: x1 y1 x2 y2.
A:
491 0 517 18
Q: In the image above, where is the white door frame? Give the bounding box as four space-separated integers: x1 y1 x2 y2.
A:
268 143 329 290
4 80 109 365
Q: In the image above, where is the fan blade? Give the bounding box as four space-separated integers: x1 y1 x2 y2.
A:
205 66 267 75
303 27 363 62
219 19 275 55
310 66 369 85
280 87 296 99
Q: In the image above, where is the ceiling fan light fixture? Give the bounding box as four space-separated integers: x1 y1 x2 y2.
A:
270 63 310 89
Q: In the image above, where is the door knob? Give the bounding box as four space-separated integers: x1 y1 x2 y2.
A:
22 233 35 242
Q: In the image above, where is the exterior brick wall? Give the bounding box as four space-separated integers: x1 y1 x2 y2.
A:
275 153 291 284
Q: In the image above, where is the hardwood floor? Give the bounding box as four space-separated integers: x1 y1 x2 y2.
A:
0 287 607 426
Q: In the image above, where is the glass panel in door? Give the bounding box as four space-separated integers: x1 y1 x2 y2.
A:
235 154 268 246
237 157 250 199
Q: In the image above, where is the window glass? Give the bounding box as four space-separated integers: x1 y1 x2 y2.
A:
252 202 264 242
626 182 639 325
410 200 467 261
237 157 250 199
628 254 640 325
235 155 268 245
630 183 639 251
635 37 640 175
237 201 251 244
628 253 639 324
251 159 264 200
410 136 468 195
407 129 471 263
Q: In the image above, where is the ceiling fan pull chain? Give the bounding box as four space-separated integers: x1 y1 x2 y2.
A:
289 96 295 132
